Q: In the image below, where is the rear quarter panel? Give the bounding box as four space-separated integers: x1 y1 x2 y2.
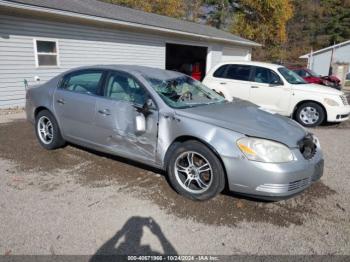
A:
26 76 61 123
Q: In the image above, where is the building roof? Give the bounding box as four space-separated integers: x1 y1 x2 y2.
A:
300 40 350 58
1 0 260 47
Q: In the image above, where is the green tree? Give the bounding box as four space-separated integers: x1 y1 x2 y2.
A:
284 0 350 64
320 0 350 45
231 0 294 61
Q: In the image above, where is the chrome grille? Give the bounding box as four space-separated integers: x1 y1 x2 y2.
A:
256 177 312 193
340 95 349 105
288 177 312 191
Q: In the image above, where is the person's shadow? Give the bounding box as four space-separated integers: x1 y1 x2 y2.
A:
90 216 177 261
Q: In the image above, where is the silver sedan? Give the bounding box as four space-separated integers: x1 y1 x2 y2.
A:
26 65 324 200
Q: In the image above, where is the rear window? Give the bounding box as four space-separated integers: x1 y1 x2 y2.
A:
213 65 229 78
62 71 104 95
226 65 251 81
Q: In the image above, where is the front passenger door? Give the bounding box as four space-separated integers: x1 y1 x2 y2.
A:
249 66 291 115
94 71 159 162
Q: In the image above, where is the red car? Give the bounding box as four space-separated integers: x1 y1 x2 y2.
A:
290 67 341 90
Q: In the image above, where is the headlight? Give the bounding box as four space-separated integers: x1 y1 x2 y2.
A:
237 137 294 163
324 98 339 106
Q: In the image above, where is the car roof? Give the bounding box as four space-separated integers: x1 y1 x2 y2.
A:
65 64 184 80
214 61 284 71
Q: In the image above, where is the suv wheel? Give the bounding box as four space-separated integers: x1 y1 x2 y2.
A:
295 102 325 127
167 140 225 201
35 110 65 150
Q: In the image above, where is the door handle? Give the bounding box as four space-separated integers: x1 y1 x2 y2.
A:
98 109 111 116
251 86 260 88
220 82 227 85
57 99 65 104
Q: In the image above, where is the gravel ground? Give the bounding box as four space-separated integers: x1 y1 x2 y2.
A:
0 111 349 256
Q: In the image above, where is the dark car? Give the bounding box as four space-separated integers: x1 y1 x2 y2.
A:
290 67 341 90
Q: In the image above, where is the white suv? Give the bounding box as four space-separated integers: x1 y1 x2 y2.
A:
203 61 350 127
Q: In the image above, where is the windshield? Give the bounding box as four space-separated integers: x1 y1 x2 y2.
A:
144 75 225 108
278 67 307 84
307 69 320 77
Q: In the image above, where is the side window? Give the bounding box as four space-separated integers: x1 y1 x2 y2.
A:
253 67 283 85
105 72 148 105
213 65 229 78
253 67 270 84
295 69 307 77
226 65 251 81
270 70 283 85
62 71 103 95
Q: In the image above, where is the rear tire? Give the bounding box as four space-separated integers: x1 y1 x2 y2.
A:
167 140 225 201
295 102 325 127
35 110 65 150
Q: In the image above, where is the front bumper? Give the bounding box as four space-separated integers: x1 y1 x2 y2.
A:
222 147 324 199
326 105 350 122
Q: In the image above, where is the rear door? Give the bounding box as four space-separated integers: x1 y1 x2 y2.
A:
94 70 159 162
53 69 105 142
205 64 253 101
249 66 291 115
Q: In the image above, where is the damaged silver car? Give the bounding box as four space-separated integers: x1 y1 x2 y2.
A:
26 65 324 201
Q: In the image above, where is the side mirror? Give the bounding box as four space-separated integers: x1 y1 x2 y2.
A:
145 98 156 110
135 113 146 133
269 81 283 87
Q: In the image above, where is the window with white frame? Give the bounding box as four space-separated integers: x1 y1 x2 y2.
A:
35 39 59 67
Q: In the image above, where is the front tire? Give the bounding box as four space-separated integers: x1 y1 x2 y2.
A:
35 110 65 150
167 140 225 201
295 102 325 127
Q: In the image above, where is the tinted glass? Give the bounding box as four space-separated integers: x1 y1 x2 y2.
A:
63 71 103 95
213 65 228 78
253 67 283 85
270 70 283 85
226 65 251 81
105 72 148 105
253 67 270 83
294 69 310 77
37 41 56 53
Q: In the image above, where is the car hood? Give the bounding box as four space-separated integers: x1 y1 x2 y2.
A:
293 83 343 95
175 100 307 148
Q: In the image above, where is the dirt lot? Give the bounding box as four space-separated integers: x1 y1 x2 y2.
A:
0 111 349 256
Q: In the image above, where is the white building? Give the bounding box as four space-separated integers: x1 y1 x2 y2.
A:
0 0 259 108
300 40 350 77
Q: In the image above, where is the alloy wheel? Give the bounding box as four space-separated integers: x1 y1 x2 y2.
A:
37 116 54 144
174 151 213 194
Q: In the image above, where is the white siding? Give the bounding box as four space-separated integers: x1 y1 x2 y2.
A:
221 46 251 62
311 44 350 76
0 14 165 108
0 14 251 108
311 51 332 76
207 44 223 72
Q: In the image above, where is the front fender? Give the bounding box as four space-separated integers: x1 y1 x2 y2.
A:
156 113 245 168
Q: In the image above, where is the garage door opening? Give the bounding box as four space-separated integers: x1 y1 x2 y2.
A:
166 43 207 81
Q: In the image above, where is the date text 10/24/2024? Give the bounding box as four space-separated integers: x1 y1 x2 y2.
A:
127 256 220 261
